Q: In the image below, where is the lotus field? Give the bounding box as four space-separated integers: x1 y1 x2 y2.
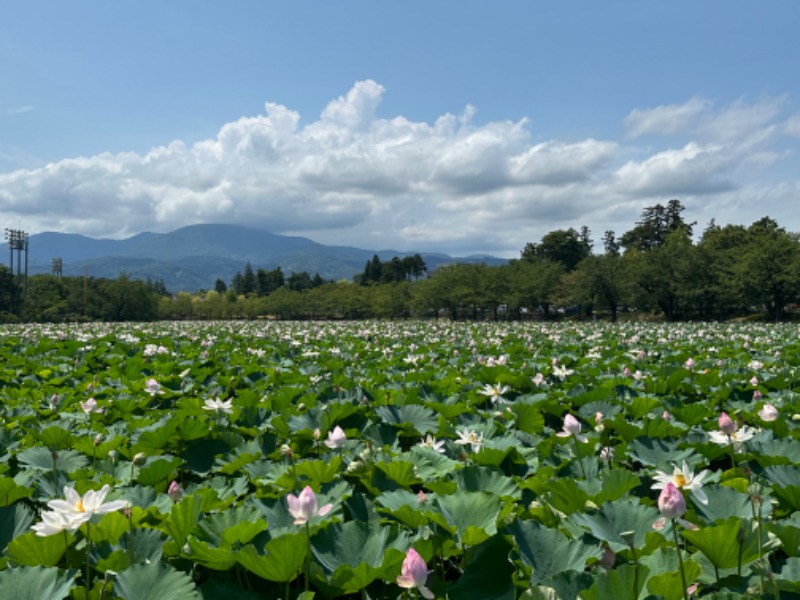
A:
2 320 800 599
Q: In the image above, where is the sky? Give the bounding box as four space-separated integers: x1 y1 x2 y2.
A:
1 2 799 258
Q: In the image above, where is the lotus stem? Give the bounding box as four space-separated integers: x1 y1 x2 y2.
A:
671 519 688 600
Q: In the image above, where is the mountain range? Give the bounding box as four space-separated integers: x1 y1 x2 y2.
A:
7 224 507 293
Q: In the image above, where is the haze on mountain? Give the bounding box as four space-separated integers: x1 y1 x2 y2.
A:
13 223 505 293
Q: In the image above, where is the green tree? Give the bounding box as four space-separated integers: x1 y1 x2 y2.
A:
97 273 159 321
21 275 67 321
241 262 256 295
620 199 694 251
622 228 697 321
521 227 591 271
736 217 800 320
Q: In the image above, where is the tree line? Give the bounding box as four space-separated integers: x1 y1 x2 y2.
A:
3 200 800 322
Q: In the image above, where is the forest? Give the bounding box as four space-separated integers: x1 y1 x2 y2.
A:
2 201 799 323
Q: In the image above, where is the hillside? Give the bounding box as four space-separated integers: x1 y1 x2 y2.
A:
13 224 507 292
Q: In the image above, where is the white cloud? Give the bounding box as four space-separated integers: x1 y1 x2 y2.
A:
624 97 711 138
0 82 798 255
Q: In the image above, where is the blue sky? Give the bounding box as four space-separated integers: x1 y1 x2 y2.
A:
2 1 799 257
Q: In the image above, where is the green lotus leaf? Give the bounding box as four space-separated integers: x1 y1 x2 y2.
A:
452 465 521 500
293 456 343 486
118 528 166 565
237 532 308 582
113 562 200 600
6 530 71 568
0 477 33 507
776 556 800 593
373 460 422 491
642 549 703 600
509 403 546 435
0 501 35 552
375 489 430 529
627 438 696 471
767 513 800 557
195 506 265 547
448 533 515 600
436 491 502 547
544 478 590 516
681 517 762 570
374 405 438 435
693 485 769 524
17 447 88 473
0 566 77 600
137 455 183 491
509 520 601 586
185 538 237 571
130 416 179 452
570 498 659 552
36 427 73 449
581 563 649 600
405 446 460 480
164 493 204 547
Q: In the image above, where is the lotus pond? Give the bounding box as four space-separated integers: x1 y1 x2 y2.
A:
1 320 800 599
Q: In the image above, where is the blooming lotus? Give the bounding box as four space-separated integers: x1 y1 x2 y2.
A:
478 383 511 404
454 429 484 453
652 460 709 505
324 425 347 449
203 397 233 414
31 509 85 536
80 397 102 414
45 485 128 530
556 414 588 443
286 486 333 524
708 418 756 452
396 548 434 599
552 364 574 380
144 378 163 396
418 434 446 454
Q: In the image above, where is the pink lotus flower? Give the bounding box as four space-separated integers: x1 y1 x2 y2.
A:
556 414 588 443
144 378 163 396
758 403 779 422
80 397 102 414
168 480 183 502
396 548 434 599
718 412 736 435
658 482 686 520
286 486 333 524
324 425 347 449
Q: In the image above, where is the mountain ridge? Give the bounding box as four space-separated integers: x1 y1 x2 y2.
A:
10 223 507 292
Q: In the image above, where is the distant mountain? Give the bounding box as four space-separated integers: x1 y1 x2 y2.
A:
9 224 507 293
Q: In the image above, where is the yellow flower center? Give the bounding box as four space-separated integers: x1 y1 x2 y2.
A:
76 499 85 512
674 473 688 488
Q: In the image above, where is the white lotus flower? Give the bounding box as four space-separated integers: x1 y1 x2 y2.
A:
454 429 484 452
203 397 233 414
47 485 128 527
31 509 84 537
418 435 446 454
651 460 709 505
478 383 511 404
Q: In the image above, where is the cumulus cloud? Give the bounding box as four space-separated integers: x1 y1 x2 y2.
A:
0 82 798 255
